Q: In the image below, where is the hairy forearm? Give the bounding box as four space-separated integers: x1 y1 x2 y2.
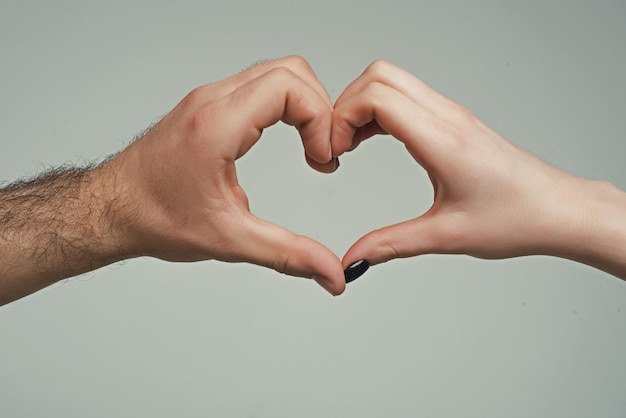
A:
0 161 130 305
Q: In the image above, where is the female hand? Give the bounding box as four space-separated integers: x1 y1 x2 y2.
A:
332 60 626 280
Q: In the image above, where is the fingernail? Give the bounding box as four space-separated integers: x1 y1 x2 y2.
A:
333 157 340 171
344 260 370 283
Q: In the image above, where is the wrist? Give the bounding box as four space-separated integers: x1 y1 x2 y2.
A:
85 156 144 264
543 174 626 279
98 142 200 263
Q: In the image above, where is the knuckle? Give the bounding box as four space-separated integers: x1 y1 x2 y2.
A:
301 95 325 118
188 105 214 138
277 65 297 78
455 103 478 124
271 235 299 275
183 86 208 108
363 233 400 264
363 81 388 105
266 66 297 83
272 251 291 275
367 80 387 93
365 59 393 78
249 55 311 79
283 55 313 74
381 242 401 261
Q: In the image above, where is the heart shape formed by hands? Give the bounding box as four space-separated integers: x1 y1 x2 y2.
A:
0 56 619 308
117 56 578 296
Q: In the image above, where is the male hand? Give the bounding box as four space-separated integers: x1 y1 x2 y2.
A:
108 56 345 295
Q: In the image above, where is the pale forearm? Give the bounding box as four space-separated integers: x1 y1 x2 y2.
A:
551 177 626 280
0 161 131 305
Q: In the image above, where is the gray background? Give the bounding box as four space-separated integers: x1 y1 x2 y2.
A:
1 0 626 417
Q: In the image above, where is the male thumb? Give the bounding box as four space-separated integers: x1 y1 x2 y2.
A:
231 215 346 295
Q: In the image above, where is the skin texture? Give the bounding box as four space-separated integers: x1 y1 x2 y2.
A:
2 57 626 306
0 56 346 306
332 60 626 280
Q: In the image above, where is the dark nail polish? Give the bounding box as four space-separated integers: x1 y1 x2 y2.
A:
344 260 370 283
